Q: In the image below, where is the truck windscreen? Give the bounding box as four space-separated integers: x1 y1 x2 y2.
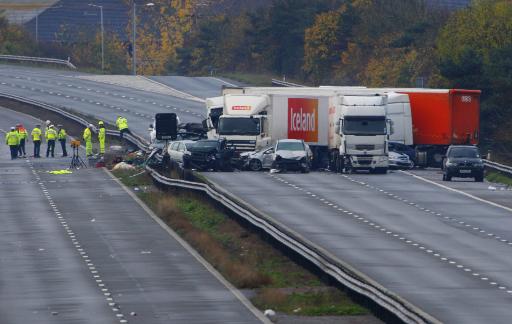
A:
218 117 261 136
344 116 386 135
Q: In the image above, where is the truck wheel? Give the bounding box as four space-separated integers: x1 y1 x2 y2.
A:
249 159 262 171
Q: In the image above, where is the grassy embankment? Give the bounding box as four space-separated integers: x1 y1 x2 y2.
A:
111 167 369 318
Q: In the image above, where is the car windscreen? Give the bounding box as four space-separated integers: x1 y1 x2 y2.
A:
218 117 260 136
449 147 480 158
184 142 196 149
343 116 386 135
193 141 218 149
277 141 304 151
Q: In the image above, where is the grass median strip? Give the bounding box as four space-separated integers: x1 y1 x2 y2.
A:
112 167 373 320
486 171 512 187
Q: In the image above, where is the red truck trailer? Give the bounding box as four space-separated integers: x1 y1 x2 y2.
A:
390 89 481 167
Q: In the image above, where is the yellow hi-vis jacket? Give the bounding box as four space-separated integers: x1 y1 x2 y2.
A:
17 129 28 140
58 129 67 140
83 127 92 142
116 117 128 131
31 127 42 141
46 128 57 141
98 127 105 142
5 130 19 146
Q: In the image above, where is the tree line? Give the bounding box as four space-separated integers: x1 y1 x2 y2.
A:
0 0 511 156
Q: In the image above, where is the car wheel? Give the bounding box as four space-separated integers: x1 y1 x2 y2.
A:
301 165 310 173
442 174 447 181
249 159 262 171
475 174 484 182
446 173 452 181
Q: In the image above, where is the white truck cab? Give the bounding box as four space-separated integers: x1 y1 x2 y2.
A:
329 95 390 173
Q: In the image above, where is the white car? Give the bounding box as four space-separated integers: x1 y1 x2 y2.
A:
272 139 312 173
167 140 196 165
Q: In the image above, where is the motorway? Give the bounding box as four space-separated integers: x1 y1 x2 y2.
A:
0 106 264 323
2 64 512 323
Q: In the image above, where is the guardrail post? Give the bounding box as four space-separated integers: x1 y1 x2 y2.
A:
487 150 492 161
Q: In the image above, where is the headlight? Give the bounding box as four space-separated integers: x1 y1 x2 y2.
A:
445 161 455 167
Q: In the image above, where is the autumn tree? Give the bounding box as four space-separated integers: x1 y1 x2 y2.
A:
437 0 512 153
127 0 195 75
303 10 343 84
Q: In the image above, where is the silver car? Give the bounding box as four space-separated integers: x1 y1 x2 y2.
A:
167 140 196 165
240 146 275 171
388 151 414 170
272 139 312 173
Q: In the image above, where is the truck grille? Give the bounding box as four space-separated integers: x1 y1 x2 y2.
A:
226 140 256 152
356 156 373 165
355 144 375 151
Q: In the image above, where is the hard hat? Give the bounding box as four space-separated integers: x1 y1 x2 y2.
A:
98 121 104 125
10 126 15 130
88 124 94 128
46 120 51 124
16 123 21 127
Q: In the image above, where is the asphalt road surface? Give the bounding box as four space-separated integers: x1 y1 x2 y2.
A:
0 106 264 323
3 64 512 322
149 76 240 99
205 170 512 323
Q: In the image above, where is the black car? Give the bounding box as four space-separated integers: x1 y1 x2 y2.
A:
183 139 234 171
442 145 484 182
388 141 416 163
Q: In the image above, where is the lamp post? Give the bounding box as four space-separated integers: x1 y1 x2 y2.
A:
88 4 104 71
132 2 154 76
35 5 62 43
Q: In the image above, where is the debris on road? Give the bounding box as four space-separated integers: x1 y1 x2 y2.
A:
112 162 135 171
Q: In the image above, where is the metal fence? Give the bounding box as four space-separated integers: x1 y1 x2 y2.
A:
0 55 77 69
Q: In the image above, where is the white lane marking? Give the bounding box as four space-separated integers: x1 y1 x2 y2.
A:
105 169 270 323
270 174 507 295
401 171 512 214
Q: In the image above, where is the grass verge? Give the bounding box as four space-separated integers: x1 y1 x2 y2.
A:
112 167 371 318
486 171 512 187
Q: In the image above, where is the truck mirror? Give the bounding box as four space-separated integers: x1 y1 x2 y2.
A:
387 119 394 135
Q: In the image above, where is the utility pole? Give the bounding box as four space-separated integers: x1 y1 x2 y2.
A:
133 2 137 76
88 4 104 71
35 15 38 43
